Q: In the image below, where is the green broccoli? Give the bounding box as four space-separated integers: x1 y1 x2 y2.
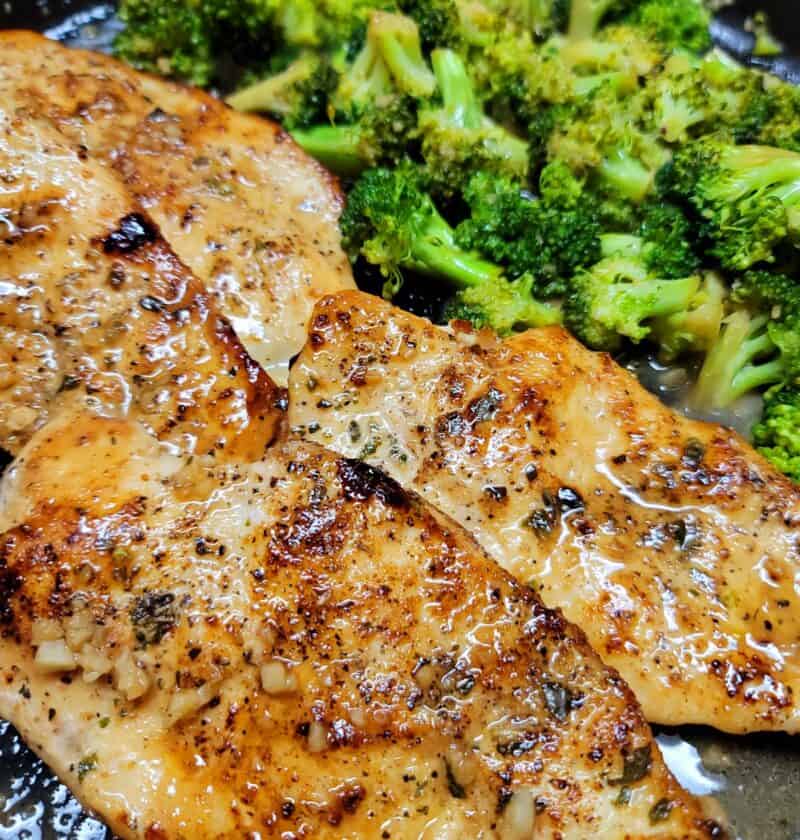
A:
226 53 338 128
283 11 434 174
455 163 603 297
115 0 370 87
735 77 800 153
690 270 800 409
291 96 418 175
397 0 463 50
548 79 670 202
649 271 726 359
622 0 711 53
753 388 800 483
480 0 569 40
566 0 628 41
563 243 702 351
442 273 563 333
341 163 559 331
418 49 530 196
659 140 800 270
643 51 766 145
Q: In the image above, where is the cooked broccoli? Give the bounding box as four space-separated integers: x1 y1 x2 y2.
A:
418 49 530 196
691 310 784 409
281 11 434 174
690 270 800 409
643 51 766 145
227 53 338 128
548 79 670 202
397 0 463 50
480 0 568 40
333 10 437 110
563 246 701 351
659 140 800 270
622 0 711 53
341 163 559 331
650 271 726 359
115 1 235 85
443 273 563 333
291 96 418 175
735 78 800 152
115 0 370 86
753 388 800 483
566 0 627 41
455 163 602 297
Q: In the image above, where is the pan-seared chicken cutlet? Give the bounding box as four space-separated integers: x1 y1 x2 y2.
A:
0 411 721 839
0 98 281 458
289 291 800 734
0 32 355 382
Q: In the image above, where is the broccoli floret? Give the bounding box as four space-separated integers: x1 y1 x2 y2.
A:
659 140 800 270
418 49 530 197
736 78 800 152
622 0 711 53
455 163 602 297
291 96 418 175
443 272 563 333
690 268 800 409
753 388 800 482
644 51 766 145
226 53 338 128
650 271 726 359
341 163 506 293
566 0 629 41
637 200 700 277
691 310 784 409
563 251 701 351
115 0 370 86
286 11 434 175
115 1 233 85
332 10 436 112
479 0 568 40
398 0 463 50
342 163 558 333
548 80 670 203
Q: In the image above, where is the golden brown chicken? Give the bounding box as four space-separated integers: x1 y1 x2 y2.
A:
289 291 800 735
0 410 721 838
0 98 280 458
0 31 355 383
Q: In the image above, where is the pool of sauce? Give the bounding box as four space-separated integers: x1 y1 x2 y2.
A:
0 3 797 838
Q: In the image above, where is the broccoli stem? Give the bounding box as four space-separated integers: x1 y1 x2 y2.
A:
600 233 644 258
599 148 653 202
411 215 505 287
431 49 482 129
371 11 437 97
290 125 368 175
693 311 784 408
709 146 800 204
596 275 700 326
567 0 616 41
227 56 316 114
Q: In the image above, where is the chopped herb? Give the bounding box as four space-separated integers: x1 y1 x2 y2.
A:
542 681 575 721
610 745 652 786
443 759 466 799
615 786 632 807
682 438 706 469
77 752 98 781
649 798 673 823
130 591 179 647
99 717 110 729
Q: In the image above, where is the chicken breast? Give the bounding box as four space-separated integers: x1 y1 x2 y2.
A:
0 94 281 458
0 31 355 383
288 291 800 734
0 410 721 839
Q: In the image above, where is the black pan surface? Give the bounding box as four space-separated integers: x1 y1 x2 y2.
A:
0 3 798 838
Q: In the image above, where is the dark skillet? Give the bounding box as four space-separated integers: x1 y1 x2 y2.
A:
0 3 797 838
